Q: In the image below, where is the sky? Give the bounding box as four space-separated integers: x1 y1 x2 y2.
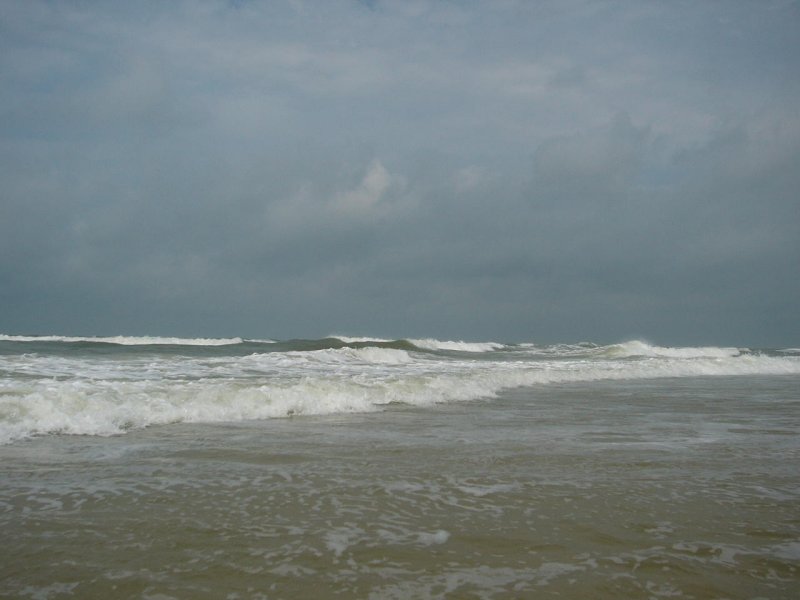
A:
1 0 799 346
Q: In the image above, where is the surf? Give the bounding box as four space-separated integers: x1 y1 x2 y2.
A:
1 334 798 444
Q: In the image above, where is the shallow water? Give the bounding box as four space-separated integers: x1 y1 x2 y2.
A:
2 375 798 599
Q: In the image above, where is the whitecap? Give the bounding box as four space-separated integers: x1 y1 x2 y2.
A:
0 334 244 346
602 340 742 359
408 338 505 352
328 335 393 344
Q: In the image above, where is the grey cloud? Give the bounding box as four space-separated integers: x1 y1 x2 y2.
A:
1 0 798 345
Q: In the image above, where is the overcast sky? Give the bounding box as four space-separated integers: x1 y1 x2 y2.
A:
1 0 798 345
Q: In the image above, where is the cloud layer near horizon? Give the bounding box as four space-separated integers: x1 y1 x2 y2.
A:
2 0 799 345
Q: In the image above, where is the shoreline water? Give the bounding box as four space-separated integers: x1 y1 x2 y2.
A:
2 374 799 599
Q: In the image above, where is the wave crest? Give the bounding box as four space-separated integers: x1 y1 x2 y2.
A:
407 339 505 352
296 347 414 365
601 340 743 359
3 351 798 445
0 334 244 346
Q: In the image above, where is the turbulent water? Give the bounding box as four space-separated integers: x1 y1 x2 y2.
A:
1 334 797 445
1 334 799 598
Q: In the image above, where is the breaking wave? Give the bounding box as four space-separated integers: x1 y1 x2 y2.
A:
1 335 798 444
599 340 744 359
328 336 506 353
329 335 393 344
0 334 245 346
407 339 506 353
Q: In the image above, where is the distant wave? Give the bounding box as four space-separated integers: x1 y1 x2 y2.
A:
2 333 502 353
286 347 414 365
323 336 506 353
406 339 505 352
0 334 783 359
0 334 245 346
514 342 599 357
328 335 393 344
599 340 744 359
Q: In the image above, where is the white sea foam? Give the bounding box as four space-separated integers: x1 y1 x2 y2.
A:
772 541 800 560
602 340 743 359
343 347 414 364
285 347 414 365
329 335 392 344
0 334 244 346
516 342 599 357
0 377 384 445
1 339 798 444
408 338 505 352
454 482 521 497
416 530 450 545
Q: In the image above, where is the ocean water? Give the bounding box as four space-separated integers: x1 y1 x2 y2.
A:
1 335 799 599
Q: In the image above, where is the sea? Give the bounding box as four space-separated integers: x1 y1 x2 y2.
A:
1 334 799 599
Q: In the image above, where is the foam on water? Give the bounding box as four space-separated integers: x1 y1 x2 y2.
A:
2 335 798 600
0 377 385 445
0 334 244 346
1 336 798 444
601 340 743 359
329 335 393 344
292 347 414 365
407 338 505 352
330 335 506 352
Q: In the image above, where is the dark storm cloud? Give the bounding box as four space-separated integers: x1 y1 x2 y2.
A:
1 0 798 345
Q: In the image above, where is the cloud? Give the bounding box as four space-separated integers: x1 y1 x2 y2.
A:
334 160 393 214
453 166 490 193
534 113 648 192
0 0 798 344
